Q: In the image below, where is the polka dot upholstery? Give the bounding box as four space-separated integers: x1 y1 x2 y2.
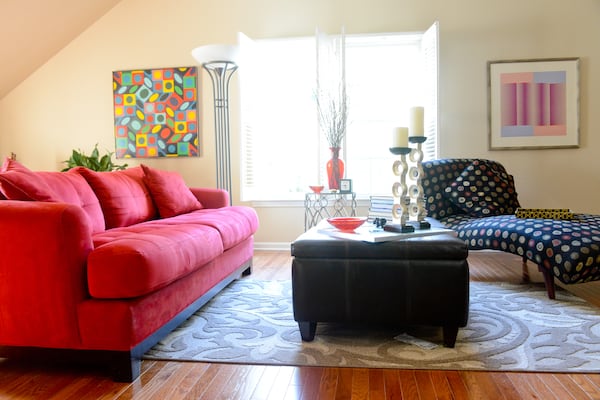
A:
444 160 519 217
422 159 600 286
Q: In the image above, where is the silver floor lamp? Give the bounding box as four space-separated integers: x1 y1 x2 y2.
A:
191 44 239 204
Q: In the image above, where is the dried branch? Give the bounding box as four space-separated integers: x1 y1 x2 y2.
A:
315 83 348 148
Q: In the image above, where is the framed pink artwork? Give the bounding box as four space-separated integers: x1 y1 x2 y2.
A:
488 58 579 150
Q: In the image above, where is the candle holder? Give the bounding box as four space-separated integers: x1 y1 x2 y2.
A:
386 138 430 233
388 147 414 233
408 136 431 229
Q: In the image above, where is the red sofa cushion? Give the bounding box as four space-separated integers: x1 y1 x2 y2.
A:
174 206 260 250
141 164 203 218
76 166 157 229
0 159 105 233
88 206 258 299
89 221 224 298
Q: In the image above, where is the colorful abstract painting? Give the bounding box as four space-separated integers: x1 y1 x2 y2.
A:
488 58 579 150
112 67 199 158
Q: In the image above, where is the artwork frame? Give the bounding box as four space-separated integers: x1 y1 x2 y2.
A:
112 66 200 158
488 58 580 150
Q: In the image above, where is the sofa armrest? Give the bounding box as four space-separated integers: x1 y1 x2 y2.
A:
0 200 94 348
190 187 230 208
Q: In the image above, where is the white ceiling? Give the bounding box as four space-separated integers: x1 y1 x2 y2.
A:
0 0 122 99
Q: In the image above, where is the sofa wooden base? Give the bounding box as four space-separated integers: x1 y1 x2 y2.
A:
0 260 252 382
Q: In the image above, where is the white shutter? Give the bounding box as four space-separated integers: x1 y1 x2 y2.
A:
237 32 258 200
421 21 439 160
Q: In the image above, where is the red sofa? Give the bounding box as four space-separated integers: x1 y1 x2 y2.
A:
0 158 259 381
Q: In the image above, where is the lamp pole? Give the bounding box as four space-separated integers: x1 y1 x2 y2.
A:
192 45 239 205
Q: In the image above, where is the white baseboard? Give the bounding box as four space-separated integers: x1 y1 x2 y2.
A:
254 242 291 251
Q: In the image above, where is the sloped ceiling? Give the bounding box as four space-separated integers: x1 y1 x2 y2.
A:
0 0 122 99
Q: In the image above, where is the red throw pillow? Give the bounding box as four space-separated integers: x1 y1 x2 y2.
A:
0 168 56 201
1 157 29 172
0 160 106 233
76 166 158 229
141 164 203 218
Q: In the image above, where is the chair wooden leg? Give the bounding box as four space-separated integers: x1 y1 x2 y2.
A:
537 265 556 299
522 256 530 283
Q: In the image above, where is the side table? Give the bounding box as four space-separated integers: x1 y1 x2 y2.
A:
304 192 357 231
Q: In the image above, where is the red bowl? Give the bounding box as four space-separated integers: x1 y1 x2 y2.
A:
327 217 367 232
309 185 324 194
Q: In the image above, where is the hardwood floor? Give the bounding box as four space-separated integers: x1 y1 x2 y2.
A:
2 250 600 399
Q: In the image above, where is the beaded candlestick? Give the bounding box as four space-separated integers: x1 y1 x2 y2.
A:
408 135 430 229
389 147 414 233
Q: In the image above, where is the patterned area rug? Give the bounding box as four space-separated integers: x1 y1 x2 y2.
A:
145 279 600 372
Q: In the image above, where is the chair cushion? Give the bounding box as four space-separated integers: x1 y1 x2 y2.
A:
0 159 105 233
444 160 519 217
76 166 157 229
141 164 203 218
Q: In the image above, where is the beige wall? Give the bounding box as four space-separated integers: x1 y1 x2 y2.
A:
1 0 599 247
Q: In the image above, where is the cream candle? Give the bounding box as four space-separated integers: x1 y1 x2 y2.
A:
409 106 424 136
392 127 409 148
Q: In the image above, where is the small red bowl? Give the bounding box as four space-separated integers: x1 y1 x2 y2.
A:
309 185 324 194
327 217 367 232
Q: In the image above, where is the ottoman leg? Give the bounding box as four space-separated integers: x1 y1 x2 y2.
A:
443 326 459 348
298 321 317 341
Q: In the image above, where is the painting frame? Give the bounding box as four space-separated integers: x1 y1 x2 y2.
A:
488 58 580 150
112 66 200 158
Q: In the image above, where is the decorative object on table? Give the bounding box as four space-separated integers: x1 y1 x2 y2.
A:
61 144 128 172
191 44 239 204
326 216 367 232
326 147 345 190
488 58 580 150
339 178 352 193
388 107 430 232
368 195 394 223
515 208 574 220
372 217 387 229
315 28 348 190
319 219 452 242
309 185 324 194
112 66 199 158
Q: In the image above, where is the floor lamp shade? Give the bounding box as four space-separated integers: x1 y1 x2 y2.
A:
191 45 239 204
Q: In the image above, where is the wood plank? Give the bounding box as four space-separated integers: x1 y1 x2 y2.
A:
413 370 436 400
444 370 471 400
398 370 419 399
316 367 339 400
367 369 386 400
382 369 403 400
334 368 354 400
350 368 369 400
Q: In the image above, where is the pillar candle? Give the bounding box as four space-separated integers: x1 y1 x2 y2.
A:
409 106 424 136
392 127 409 148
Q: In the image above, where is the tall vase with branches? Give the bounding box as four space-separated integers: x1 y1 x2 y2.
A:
316 27 348 191
316 84 348 190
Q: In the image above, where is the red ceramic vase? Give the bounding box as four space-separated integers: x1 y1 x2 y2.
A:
326 147 345 190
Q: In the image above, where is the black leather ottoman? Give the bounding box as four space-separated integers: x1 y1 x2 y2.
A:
290 223 469 347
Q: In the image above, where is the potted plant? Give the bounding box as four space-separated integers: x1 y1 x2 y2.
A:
62 144 127 172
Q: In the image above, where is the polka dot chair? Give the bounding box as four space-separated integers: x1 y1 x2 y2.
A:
421 158 600 299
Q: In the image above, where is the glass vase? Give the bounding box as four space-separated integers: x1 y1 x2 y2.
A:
326 147 345 190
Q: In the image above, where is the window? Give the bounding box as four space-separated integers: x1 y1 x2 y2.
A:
238 22 438 202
